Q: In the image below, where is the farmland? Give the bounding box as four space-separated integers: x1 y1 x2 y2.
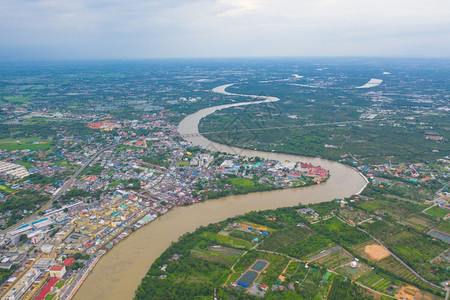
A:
136 201 447 299
426 206 449 219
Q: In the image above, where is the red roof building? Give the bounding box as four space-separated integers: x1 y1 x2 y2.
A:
63 257 75 267
50 265 64 271
35 278 59 300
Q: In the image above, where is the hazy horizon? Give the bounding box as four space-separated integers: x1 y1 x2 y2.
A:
1 0 450 61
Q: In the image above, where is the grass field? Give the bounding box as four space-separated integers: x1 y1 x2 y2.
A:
0 185 15 193
191 249 235 266
314 249 354 269
426 206 449 219
4 96 31 103
226 177 255 188
200 232 253 249
0 138 52 150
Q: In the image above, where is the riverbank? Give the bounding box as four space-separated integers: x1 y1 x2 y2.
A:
74 84 367 300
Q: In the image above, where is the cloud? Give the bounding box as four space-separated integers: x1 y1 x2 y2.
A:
0 0 449 60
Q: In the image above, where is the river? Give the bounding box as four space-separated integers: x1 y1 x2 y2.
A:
74 84 367 300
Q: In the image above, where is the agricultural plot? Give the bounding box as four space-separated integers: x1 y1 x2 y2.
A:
377 256 422 286
280 234 333 260
388 183 436 202
258 255 290 286
338 207 371 224
384 230 449 284
404 216 436 231
335 261 371 280
208 246 242 258
437 221 450 234
311 217 370 247
284 260 300 277
313 249 354 269
357 198 426 219
395 285 442 300
229 229 261 242
200 232 253 249
296 267 331 299
192 246 242 266
238 221 276 233
426 206 449 219
358 272 397 295
361 219 404 241
258 225 311 251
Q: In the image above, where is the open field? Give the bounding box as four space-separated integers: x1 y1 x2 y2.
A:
426 207 449 219
192 249 235 266
200 232 253 249
0 185 15 194
313 248 354 269
0 138 52 150
238 221 276 233
395 285 441 300
365 244 390 261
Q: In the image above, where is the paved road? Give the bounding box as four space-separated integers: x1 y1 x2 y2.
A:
51 145 116 203
2 145 116 234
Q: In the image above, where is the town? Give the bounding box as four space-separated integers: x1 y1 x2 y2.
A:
0 110 329 299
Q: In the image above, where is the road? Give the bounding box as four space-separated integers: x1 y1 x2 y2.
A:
2 144 116 234
51 145 116 203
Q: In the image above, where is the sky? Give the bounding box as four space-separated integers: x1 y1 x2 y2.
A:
1 0 450 60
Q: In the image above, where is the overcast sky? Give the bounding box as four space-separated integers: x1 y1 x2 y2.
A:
1 0 450 60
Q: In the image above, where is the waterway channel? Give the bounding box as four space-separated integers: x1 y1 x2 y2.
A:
74 84 368 300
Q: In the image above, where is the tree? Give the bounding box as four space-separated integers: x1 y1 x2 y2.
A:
19 234 28 243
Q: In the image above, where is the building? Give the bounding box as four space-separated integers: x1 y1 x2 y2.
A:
0 161 30 178
49 265 66 278
3 268 41 300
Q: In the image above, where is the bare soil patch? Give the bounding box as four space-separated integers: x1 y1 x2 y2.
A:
364 244 390 261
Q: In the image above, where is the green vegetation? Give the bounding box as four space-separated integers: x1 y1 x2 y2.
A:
200 232 253 249
280 234 333 259
0 265 18 285
136 200 447 299
0 191 50 229
426 206 449 219
312 218 371 247
0 138 52 150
